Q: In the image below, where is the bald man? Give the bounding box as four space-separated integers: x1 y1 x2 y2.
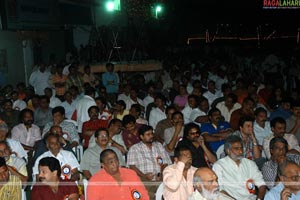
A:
189 167 234 200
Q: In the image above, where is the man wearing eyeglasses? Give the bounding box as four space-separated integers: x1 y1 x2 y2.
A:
177 123 216 168
80 128 125 180
265 160 300 200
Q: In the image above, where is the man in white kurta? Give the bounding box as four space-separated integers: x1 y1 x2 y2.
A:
212 135 266 200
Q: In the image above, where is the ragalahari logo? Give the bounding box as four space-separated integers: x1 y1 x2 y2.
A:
263 0 300 9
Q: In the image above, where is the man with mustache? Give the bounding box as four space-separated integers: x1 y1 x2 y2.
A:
253 107 272 148
201 108 233 153
163 146 197 200
127 125 172 199
11 108 41 152
213 135 266 200
31 157 79 200
189 167 234 200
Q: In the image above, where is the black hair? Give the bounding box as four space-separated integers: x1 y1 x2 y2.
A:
238 115 254 128
208 108 221 117
254 107 267 116
108 119 122 128
52 106 65 116
174 146 191 159
100 149 118 163
88 106 99 114
122 114 136 127
19 108 34 123
183 123 200 138
270 117 286 128
0 157 6 168
138 125 153 136
94 128 108 138
39 157 61 177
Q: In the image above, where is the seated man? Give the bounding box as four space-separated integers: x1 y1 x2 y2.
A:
0 141 27 183
43 106 79 148
163 146 197 200
82 106 109 149
265 160 300 200
189 167 235 200
0 157 22 199
33 134 80 182
262 137 300 189
177 123 216 168
80 128 125 180
31 157 79 200
263 117 300 159
213 135 267 200
0 121 27 160
201 108 233 153
33 125 73 164
127 125 172 199
87 149 149 199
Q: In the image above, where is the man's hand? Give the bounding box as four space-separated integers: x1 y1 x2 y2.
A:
145 173 155 181
198 135 205 147
280 187 292 200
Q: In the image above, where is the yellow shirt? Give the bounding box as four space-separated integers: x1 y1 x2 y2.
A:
0 175 22 200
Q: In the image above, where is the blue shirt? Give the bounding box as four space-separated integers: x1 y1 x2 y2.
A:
265 183 300 200
201 121 231 152
269 107 292 121
101 72 119 93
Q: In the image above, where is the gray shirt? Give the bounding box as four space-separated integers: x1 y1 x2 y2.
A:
80 144 125 176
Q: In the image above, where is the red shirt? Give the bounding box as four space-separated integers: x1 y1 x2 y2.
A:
87 168 149 200
30 180 78 200
82 119 109 148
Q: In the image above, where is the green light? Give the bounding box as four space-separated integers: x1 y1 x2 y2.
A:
106 1 115 12
156 6 162 12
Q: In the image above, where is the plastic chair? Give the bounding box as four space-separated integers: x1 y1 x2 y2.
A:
155 182 164 200
83 179 88 200
72 144 84 163
216 144 225 159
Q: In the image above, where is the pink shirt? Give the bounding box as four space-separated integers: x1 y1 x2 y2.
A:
87 168 149 200
11 124 41 148
163 161 197 200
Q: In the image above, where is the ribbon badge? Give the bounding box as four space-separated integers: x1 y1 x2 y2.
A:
156 156 163 166
246 179 256 194
131 189 142 200
61 164 72 180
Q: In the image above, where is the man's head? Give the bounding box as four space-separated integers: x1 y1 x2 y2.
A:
129 104 142 119
198 97 209 113
115 100 126 112
208 108 222 125
106 62 114 73
108 119 122 135
0 141 12 161
20 108 34 126
46 134 61 155
154 94 166 108
49 125 63 137
291 101 300 118
95 97 107 112
0 157 10 183
52 106 65 125
122 115 136 133
278 160 300 192
88 106 99 121
138 125 154 145
239 115 254 136
242 97 255 113
184 123 200 142
281 98 291 111
38 157 61 183
193 167 219 200
0 121 8 142
187 95 198 109
270 137 288 163
44 88 53 99
2 99 13 112
100 149 119 175
171 111 184 126
254 107 267 126
94 128 109 147
174 146 192 170
39 95 50 109
270 117 286 137
165 105 176 120
224 93 237 109
85 86 96 98
224 135 243 162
